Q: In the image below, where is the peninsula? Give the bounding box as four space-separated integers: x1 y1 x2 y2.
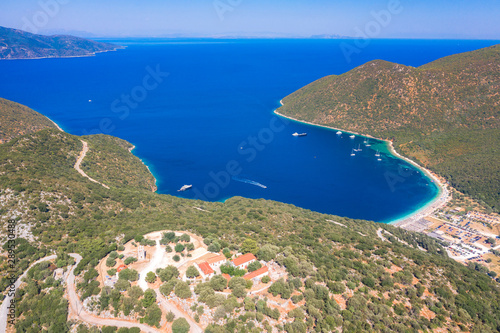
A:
275 45 500 293
0 26 123 60
276 44 500 214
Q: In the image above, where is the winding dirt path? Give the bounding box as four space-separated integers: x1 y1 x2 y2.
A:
156 292 203 333
137 233 204 332
69 234 204 332
66 254 161 332
74 140 110 189
0 255 57 333
377 228 389 242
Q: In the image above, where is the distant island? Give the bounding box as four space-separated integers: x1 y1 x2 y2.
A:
277 44 500 213
0 26 123 60
309 34 353 39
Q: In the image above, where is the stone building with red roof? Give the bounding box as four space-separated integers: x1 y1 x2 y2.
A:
115 264 127 279
196 261 215 279
206 254 227 269
243 266 269 281
231 253 257 270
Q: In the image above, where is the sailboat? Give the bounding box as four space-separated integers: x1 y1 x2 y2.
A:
364 139 371 147
350 149 356 156
356 144 362 152
375 150 380 157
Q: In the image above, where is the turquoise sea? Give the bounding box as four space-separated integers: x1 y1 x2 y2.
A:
1 38 498 222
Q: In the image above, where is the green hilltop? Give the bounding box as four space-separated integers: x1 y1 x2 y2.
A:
81 134 157 192
1 99 500 332
0 98 57 143
277 45 500 213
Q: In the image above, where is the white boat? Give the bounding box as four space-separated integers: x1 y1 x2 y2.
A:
178 185 193 192
377 157 382 161
375 150 380 157
356 144 362 152
364 139 371 147
350 149 356 156
349 135 355 139
292 132 307 137
336 131 342 135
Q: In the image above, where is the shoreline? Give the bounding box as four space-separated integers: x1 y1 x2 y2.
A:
47 99 449 224
274 99 451 225
46 115 158 192
128 145 159 192
383 142 449 226
0 46 126 61
47 117 64 132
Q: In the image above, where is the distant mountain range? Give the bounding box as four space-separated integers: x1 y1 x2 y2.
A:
0 26 123 60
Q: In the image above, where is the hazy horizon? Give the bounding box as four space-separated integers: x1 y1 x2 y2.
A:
1 0 500 40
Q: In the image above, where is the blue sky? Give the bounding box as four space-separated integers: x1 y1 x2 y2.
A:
1 0 500 38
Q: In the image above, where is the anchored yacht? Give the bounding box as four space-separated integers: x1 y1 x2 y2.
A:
178 185 193 192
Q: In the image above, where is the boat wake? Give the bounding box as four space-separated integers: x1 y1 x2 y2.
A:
232 176 267 189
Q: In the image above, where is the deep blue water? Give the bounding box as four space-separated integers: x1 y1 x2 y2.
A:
1 39 498 222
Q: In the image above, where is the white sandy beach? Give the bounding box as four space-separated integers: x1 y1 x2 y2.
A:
274 100 451 226
48 117 64 132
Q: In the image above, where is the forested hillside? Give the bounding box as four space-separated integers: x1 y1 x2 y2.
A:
0 119 499 331
0 26 122 59
82 135 157 192
277 45 500 212
0 98 56 143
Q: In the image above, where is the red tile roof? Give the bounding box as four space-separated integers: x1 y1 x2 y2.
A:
197 262 214 276
222 273 231 282
117 265 127 272
206 254 227 265
232 253 256 267
243 266 268 280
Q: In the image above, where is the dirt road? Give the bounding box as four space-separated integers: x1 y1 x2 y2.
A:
66 254 161 332
74 140 110 189
0 255 57 333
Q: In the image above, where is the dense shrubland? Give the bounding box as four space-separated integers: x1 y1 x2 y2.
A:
0 126 499 331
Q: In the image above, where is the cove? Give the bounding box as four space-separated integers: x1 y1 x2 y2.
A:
1 38 498 222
